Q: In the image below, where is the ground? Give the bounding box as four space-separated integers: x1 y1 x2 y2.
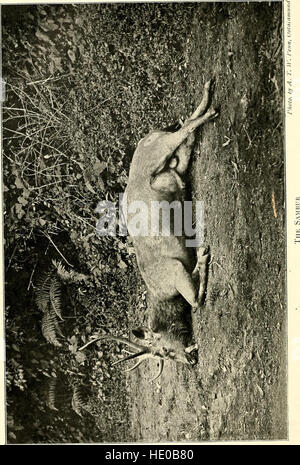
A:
128 4 286 441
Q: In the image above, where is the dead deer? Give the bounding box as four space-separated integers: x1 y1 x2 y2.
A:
80 80 218 380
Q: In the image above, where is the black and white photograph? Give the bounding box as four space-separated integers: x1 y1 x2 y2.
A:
1 0 292 444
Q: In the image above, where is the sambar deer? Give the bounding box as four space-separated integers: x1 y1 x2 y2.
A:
80 80 218 380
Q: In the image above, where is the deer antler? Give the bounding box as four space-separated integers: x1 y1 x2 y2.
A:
117 352 165 381
79 334 148 352
79 333 166 380
122 359 144 373
118 352 153 373
149 359 164 382
111 350 150 367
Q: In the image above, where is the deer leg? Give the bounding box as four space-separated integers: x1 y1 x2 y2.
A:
151 169 185 193
188 79 212 120
152 106 217 178
192 246 210 308
151 111 218 182
162 106 218 159
168 78 214 174
172 134 195 175
174 260 200 312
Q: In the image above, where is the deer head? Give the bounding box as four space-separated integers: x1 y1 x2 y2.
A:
79 327 198 382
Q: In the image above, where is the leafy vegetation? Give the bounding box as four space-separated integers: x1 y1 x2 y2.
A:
3 3 197 443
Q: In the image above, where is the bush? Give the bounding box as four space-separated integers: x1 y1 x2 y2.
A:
3 3 196 442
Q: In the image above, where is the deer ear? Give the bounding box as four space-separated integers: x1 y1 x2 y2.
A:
132 326 152 340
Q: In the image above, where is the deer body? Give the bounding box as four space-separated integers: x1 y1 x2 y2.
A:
125 131 195 303
81 80 218 377
125 80 217 311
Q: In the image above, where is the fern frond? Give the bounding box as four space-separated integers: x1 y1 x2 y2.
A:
71 385 94 417
41 310 62 347
35 272 52 312
54 315 64 338
47 378 58 411
71 386 85 417
52 259 89 284
36 270 64 345
49 276 63 320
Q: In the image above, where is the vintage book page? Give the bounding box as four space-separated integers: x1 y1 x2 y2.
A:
0 0 299 448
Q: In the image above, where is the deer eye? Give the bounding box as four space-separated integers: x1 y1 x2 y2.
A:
162 347 169 356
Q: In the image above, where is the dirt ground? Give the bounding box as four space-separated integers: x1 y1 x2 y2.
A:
128 4 286 441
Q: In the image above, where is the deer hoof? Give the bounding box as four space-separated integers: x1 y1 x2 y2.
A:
197 246 210 262
207 107 218 119
204 79 212 90
192 304 200 313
